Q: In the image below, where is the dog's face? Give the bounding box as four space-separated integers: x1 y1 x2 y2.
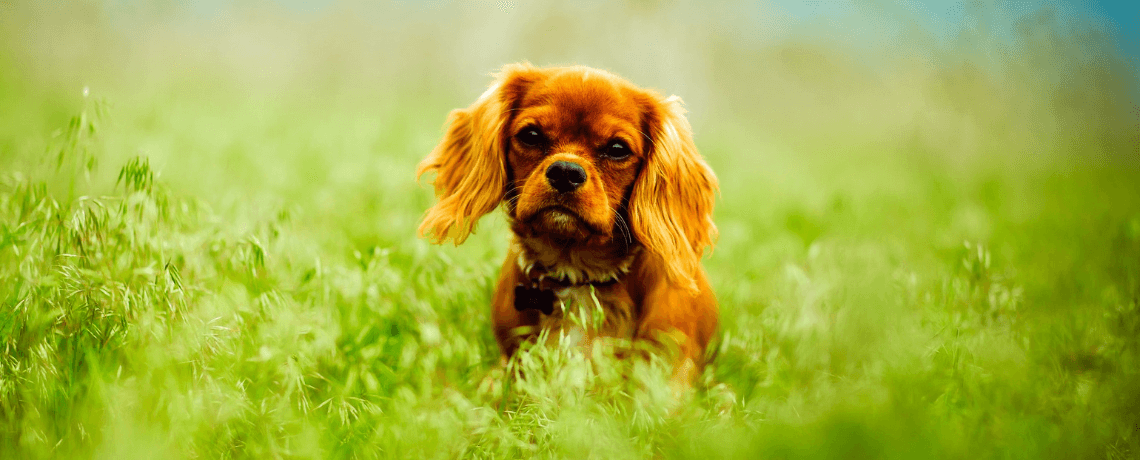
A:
506 70 647 243
418 63 717 290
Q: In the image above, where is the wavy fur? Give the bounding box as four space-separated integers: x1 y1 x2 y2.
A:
630 95 719 292
416 63 540 243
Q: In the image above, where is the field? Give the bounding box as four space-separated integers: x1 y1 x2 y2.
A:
1 2 1138 458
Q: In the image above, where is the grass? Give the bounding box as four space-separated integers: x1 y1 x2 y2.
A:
1 2 1139 458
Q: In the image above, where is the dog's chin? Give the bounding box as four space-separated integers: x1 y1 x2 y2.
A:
520 207 598 242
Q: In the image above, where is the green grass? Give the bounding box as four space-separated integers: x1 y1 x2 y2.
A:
2 2 1139 459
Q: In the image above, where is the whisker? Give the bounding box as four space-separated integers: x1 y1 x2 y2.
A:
633 126 653 144
501 185 523 214
612 205 634 249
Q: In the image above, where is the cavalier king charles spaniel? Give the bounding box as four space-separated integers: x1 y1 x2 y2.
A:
417 63 718 392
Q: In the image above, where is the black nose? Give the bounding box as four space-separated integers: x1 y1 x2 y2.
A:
545 161 587 193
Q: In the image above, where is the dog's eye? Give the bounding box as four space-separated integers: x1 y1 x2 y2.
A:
603 140 631 160
515 127 545 147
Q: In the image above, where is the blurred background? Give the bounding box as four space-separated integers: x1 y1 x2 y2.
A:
1 0 1139 458
3 0 1135 250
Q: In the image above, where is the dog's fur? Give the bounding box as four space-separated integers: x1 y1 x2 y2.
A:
417 63 718 391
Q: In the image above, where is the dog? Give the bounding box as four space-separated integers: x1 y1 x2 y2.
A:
417 63 718 393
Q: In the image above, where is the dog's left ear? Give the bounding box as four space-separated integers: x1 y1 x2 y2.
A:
417 63 541 244
630 95 719 292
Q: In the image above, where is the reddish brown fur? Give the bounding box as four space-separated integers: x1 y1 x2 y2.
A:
417 63 719 392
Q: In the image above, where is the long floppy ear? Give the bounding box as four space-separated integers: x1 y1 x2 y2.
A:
630 95 719 291
416 63 538 244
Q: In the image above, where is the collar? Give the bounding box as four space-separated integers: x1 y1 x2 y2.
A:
513 265 621 315
510 239 638 314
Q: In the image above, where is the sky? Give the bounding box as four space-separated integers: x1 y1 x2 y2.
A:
181 0 1135 61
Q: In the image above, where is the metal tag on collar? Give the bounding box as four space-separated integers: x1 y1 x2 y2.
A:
514 284 556 315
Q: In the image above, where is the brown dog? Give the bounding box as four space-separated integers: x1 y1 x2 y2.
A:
417 63 718 392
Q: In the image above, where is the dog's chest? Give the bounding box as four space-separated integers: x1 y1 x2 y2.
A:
538 284 636 350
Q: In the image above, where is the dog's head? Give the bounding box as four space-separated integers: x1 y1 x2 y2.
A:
417 63 717 290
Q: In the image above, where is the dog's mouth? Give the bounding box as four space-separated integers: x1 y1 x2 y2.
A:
521 206 605 239
529 206 587 226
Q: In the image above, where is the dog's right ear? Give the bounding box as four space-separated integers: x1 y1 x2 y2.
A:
417 63 541 244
